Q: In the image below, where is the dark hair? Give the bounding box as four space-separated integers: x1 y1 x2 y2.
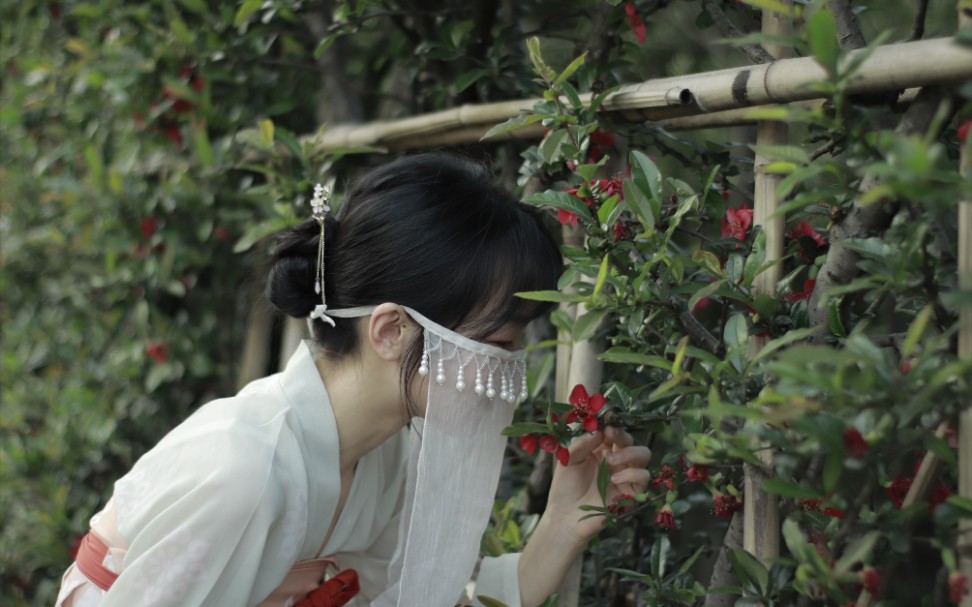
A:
266 154 562 411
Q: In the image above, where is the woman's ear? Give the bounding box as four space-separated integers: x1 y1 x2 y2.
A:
367 303 416 361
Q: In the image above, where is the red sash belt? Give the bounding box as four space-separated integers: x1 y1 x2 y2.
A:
73 531 359 606
75 532 118 591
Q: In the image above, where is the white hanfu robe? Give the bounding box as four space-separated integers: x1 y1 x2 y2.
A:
56 341 522 607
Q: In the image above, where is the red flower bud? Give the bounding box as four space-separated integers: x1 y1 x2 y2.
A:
713 494 741 519
140 217 159 240
655 507 676 530
843 427 868 459
686 464 709 483
555 446 570 467
539 435 558 453
858 568 882 596
145 341 168 364
950 573 969 603
519 435 538 456
958 120 970 144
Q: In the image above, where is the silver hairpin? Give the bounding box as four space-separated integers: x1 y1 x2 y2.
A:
309 183 335 327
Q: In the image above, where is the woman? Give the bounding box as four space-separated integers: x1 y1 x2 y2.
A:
56 154 651 607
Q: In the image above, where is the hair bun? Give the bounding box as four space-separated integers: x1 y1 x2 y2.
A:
265 217 338 319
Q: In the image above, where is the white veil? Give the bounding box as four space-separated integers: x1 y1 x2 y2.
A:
327 305 527 606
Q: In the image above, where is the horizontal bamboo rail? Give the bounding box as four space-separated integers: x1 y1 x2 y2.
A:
310 37 968 150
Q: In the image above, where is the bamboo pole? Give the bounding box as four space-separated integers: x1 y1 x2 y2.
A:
295 38 967 152
958 10 972 605
743 2 790 567
555 228 605 607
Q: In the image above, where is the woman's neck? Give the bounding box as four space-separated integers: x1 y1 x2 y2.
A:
314 354 409 475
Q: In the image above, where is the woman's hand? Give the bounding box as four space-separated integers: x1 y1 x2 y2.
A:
516 427 651 606
544 425 652 542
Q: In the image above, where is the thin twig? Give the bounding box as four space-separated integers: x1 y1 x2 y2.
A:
911 0 930 41
701 0 776 64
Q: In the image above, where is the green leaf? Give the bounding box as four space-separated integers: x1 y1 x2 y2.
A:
729 548 769 596
749 327 816 367
475 596 511 607
807 9 839 75
834 531 881 575
629 150 662 202
574 308 608 342
523 190 591 220
454 68 487 93
822 450 843 494
741 0 794 16
622 179 656 231
481 114 546 140
514 290 586 303
194 128 214 169
693 249 724 277
599 347 673 370
651 534 672 579
258 119 274 148
947 495 972 515
591 254 610 303
597 458 610 503
553 52 587 90
234 0 261 27
743 231 767 287
902 305 933 358
539 130 567 164
687 279 726 313
723 313 748 351
827 296 846 337
761 478 822 500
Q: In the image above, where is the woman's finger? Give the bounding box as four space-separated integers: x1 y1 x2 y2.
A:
603 425 633 450
568 430 605 465
610 468 651 492
607 445 652 469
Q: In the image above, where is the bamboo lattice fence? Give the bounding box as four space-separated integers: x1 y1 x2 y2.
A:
256 30 972 607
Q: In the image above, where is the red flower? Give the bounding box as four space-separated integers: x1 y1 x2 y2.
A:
859 568 882 596
783 279 816 304
566 384 606 432
519 435 538 455
588 130 616 162
713 494 741 519
557 209 578 227
886 474 913 509
788 220 827 248
555 446 570 467
651 465 675 491
843 428 868 459
929 481 952 510
539 435 558 453
609 493 635 516
655 506 676 530
686 464 710 483
140 217 159 240
163 125 183 147
594 176 623 200
959 120 971 144
950 573 969 603
611 222 632 242
145 341 168 364
624 2 647 45
720 205 753 241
